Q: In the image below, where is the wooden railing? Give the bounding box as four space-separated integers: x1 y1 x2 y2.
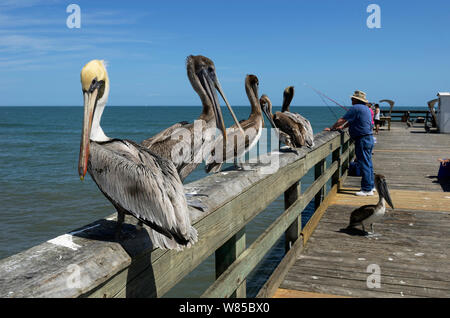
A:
389 110 429 122
0 130 354 298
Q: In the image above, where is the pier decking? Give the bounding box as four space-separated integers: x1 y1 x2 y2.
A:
274 122 450 298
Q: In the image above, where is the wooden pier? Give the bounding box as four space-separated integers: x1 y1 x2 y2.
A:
0 119 448 298
0 128 353 298
269 122 450 298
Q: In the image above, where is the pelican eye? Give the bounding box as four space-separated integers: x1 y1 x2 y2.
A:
88 77 99 93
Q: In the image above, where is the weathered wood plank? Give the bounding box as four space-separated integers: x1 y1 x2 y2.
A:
332 189 450 212
289 263 450 290
272 288 349 298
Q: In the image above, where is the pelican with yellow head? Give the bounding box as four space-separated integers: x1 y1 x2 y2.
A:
78 59 197 250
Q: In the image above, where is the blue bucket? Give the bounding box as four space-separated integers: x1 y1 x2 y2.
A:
438 159 450 179
349 161 362 177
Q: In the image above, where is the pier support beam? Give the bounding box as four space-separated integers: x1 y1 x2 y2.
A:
284 181 301 252
215 227 246 298
314 159 327 209
332 145 341 187
341 139 350 176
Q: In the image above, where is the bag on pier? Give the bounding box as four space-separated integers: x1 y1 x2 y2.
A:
438 159 450 179
349 160 362 177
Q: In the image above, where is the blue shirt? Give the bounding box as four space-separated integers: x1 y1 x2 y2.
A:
343 104 373 139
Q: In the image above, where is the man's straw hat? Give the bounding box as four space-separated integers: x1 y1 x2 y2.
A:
350 90 368 104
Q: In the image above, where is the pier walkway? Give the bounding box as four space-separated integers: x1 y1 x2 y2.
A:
274 122 450 298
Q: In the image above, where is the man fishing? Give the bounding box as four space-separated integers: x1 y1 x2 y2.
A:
324 90 375 196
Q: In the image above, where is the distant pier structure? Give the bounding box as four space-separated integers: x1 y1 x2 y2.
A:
0 118 449 298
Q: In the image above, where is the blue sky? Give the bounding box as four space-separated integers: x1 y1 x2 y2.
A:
1 0 449 106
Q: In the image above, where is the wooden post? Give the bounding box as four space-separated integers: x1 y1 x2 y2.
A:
314 159 327 209
215 227 246 298
341 139 349 176
284 181 301 252
332 141 341 187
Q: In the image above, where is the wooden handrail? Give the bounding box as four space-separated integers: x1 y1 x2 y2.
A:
0 129 352 298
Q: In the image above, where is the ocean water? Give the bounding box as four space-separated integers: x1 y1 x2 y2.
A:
2 105 413 297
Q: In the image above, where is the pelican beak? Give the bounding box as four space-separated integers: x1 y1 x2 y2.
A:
198 68 228 143
261 100 277 129
78 88 99 180
379 178 394 209
214 78 245 136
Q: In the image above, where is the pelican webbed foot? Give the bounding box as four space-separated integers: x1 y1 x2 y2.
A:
114 209 126 241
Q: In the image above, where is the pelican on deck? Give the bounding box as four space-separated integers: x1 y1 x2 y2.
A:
262 86 314 149
142 55 243 182
78 60 197 250
347 174 394 235
205 75 264 173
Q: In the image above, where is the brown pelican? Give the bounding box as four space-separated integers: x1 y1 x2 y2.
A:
78 60 197 250
205 74 264 173
142 55 243 182
259 94 297 151
346 174 394 235
260 86 314 149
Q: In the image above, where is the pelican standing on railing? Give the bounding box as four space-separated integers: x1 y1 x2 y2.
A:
346 174 394 235
142 55 243 182
205 74 264 173
259 94 297 152
260 86 314 149
280 86 314 147
78 60 197 250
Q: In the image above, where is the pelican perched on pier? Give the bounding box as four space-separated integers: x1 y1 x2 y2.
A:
280 86 314 147
259 94 296 151
346 174 394 235
142 55 242 182
78 60 197 250
205 74 264 173
260 86 314 149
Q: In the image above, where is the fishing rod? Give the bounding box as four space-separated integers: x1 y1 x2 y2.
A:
304 82 351 137
303 83 348 111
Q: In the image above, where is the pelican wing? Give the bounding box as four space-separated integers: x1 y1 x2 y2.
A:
205 118 261 172
283 112 315 147
88 139 197 246
142 121 209 181
349 205 376 226
274 112 307 147
141 121 190 148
